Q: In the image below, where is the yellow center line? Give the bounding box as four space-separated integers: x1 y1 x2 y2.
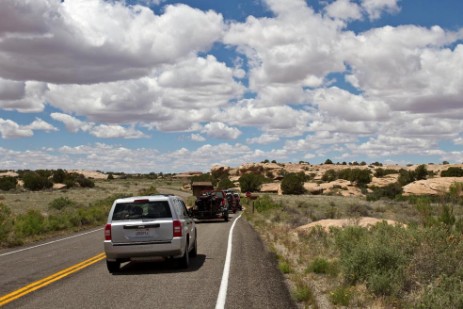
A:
0 252 106 307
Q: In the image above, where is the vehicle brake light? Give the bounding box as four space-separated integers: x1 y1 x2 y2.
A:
104 224 112 241
173 220 182 237
134 199 149 203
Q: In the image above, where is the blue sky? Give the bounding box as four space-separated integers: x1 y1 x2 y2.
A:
1 0 463 173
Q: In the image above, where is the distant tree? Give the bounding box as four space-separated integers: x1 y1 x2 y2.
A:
239 173 264 192
398 169 416 186
322 169 337 182
441 167 463 177
261 159 270 163
443 161 450 165
415 164 428 180
217 178 234 190
324 159 333 165
76 176 95 188
281 173 306 195
271 160 277 164
23 172 53 191
52 169 66 183
0 176 17 191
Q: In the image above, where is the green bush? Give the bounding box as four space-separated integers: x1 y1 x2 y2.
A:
14 210 47 237
322 169 337 182
217 178 234 190
398 169 416 186
415 164 428 180
0 204 13 245
23 172 53 191
366 183 403 201
329 286 352 306
0 176 17 191
76 177 95 188
52 169 66 183
307 257 330 274
254 195 282 212
138 185 158 195
281 173 305 195
335 223 408 297
49 197 75 210
239 173 264 192
416 275 463 309
441 167 463 177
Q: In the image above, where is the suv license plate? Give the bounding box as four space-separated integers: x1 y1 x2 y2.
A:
135 229 149 236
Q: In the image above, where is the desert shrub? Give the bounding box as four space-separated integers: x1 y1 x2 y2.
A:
22 172 53 191
322 169 337 182
335 223 409 297
306 257 334 275
138 185 158 195
254 195 282 212
239 173 265 192
292 279 313 303
52 169 66 183
398 169 416 186
14 210 47 237
76 176 95 188
324 159 334 164
346 203 370 217
0 176 17 191
415 164 428 180
441 167 463 177
329 286 352 306
49 197 75 210
416 275 463 309
349 169 372 186
217 178 234 190
278 260 291 274
367 183 403 201
374 168 398 177
281 173 305 195
0 204 13 245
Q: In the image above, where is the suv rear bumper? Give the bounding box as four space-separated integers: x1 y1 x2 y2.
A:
104 237 184 261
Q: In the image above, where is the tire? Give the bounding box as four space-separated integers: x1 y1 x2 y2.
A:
178 241 190 269
190 230 198 258
106 260 120 273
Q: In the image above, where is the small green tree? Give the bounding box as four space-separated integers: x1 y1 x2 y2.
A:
239 173 263 192
0 176 17 191
281 173 305 195
217 178 234 190
52 169 66 183
23 172 53 191
322 169 337 182
415 164 428 180
441 167 463 177
324 159 334 165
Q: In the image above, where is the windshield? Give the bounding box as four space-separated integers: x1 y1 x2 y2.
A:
112 201 172 220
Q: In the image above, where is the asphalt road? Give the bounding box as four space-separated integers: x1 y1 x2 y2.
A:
0 212 295 309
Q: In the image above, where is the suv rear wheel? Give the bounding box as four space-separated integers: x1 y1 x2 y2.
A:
107 260 120 273
190 230 198 258
178 241 190 269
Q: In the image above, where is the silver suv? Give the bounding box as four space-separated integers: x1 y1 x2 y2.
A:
104 194 197 273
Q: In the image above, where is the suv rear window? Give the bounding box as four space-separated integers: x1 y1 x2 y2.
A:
112 201 172 220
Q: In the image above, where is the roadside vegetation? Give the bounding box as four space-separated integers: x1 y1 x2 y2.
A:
0 173 184 248
243 186 463 308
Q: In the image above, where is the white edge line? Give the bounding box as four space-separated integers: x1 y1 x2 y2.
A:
215 212 242 309
0 228 103 257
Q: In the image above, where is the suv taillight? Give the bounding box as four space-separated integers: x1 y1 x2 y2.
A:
173 220 182 237
104 224 112 241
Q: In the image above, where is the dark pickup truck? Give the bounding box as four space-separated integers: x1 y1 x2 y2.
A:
191 190 229 221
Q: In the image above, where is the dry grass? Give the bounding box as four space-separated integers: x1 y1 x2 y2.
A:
1 178 188 215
